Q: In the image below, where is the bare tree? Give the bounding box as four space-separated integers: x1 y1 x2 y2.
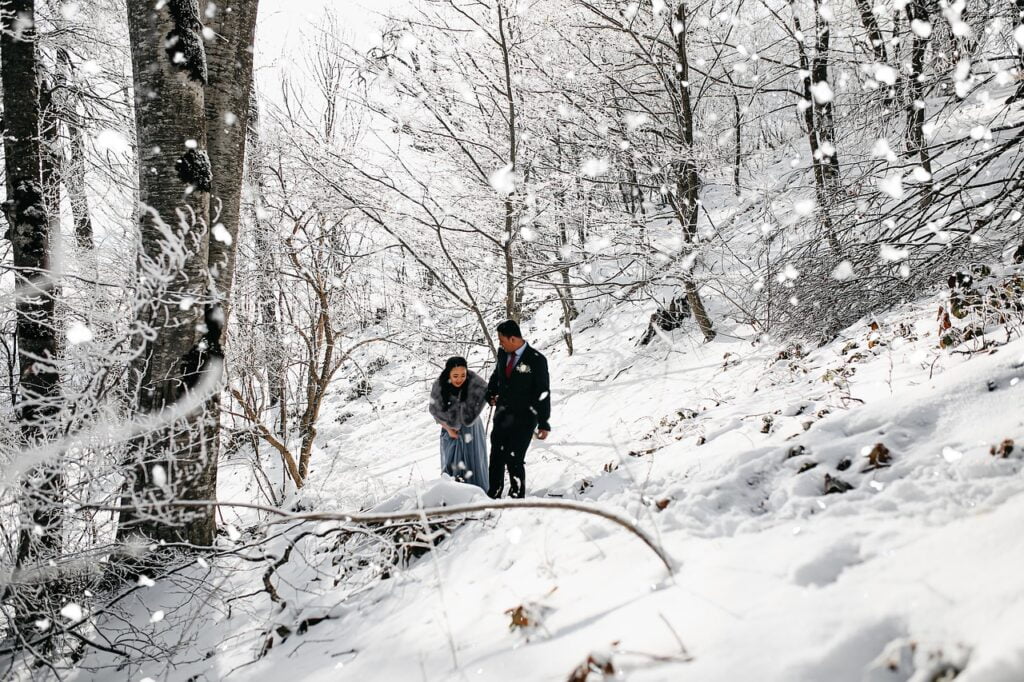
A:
574 0 717 341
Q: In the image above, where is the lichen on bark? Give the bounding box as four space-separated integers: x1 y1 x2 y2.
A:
3 180 48 256
165 0 207 83
176 148 213 191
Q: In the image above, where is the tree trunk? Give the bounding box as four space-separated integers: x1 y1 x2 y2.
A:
811 1 840 184
671 2 715 342
851 0 896 110
1 0 63 578
853 0 888 64
497 2 521 322
553 127 579 327
1015 0 1024 102
794 13 842 254
200 0 259 522
503 199 520 322
905 0 934 206
118 0 216 548
55 48 94 251
246 87 287 439
205 0 259 313
39 77 61 237
733 91 742 195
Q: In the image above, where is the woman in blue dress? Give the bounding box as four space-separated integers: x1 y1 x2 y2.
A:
428 357 489 491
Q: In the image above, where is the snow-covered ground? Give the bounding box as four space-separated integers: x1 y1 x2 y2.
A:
73 281 1024 682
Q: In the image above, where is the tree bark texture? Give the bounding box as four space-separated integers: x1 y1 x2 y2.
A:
671 3 715 342
1 0 64 571
119 0 216 547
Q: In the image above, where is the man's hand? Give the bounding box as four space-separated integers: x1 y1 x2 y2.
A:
535 429 549 441
489 395 497 406
446 427 460 439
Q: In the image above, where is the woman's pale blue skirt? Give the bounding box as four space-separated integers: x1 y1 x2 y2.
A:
440 417 488 491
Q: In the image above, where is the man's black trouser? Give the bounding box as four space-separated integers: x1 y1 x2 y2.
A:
488 408 536 498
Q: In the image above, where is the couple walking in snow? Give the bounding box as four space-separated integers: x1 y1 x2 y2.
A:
428 320 552 499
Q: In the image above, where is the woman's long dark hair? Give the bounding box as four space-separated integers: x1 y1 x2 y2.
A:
438 356 469 406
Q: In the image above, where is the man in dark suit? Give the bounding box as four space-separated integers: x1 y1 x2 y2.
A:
485 320 551 498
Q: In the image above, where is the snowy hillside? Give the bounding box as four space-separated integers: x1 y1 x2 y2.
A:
71 286 1024 682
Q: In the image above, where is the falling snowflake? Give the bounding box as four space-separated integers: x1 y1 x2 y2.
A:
488 164 515 196
911 19 932 38
67 322 93 345
399 32 418 51
809 81 834 104
96 129 128 154
794 199 815 216
212 223 233 245
580 157 609 178
152 464 167 488
831 261 855 281
873 64 897 86
624 112 648 131
969 125 991 141
876 174 904 199
880 244 909 262
871 138 897 162
60 603 83 621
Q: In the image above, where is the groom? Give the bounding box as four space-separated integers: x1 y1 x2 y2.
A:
486 320 551 498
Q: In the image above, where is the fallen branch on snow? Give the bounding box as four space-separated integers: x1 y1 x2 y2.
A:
85 498 678 574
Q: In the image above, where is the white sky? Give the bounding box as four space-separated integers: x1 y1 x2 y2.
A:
254 0 405 96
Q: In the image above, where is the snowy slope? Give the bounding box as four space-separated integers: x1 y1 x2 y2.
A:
60 279 1024 682
70 283 1019 682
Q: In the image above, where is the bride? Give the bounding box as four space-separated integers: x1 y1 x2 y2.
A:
428 356 489 491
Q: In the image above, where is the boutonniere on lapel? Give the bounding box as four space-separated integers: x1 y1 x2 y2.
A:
515 363 531 374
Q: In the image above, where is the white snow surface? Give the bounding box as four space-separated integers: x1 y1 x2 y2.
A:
82 295 1024 681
